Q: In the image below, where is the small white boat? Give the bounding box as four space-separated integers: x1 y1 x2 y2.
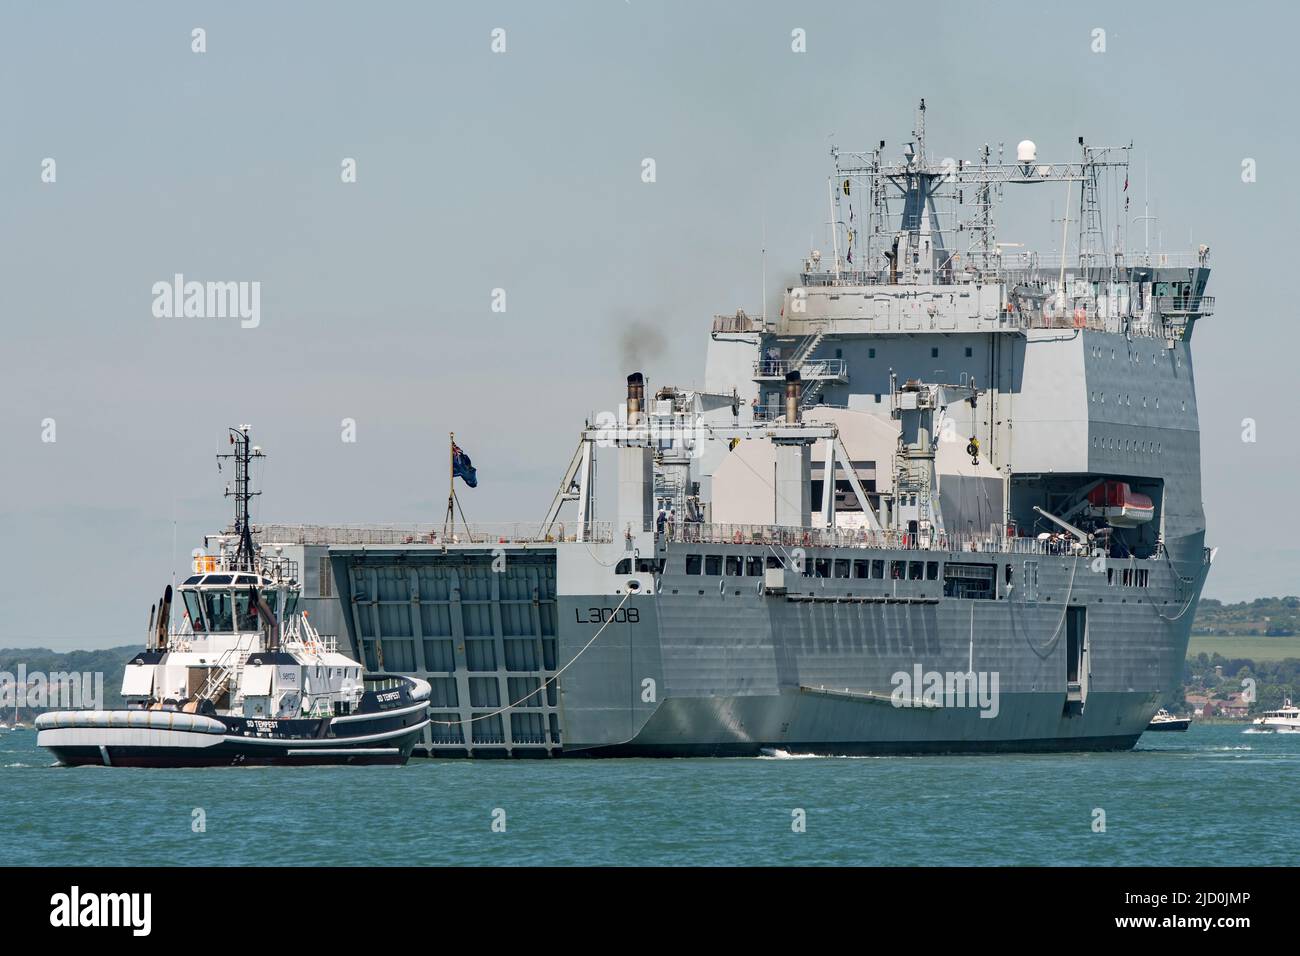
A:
1145 708 1190 731
1251 699 1300 732
0 722 10 735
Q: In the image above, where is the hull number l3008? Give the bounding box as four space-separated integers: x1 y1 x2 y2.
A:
575 607 640 624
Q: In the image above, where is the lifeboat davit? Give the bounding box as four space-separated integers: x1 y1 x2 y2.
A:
1086 481 1154 527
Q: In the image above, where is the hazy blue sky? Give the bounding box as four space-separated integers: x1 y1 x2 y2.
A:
2 1 1294 648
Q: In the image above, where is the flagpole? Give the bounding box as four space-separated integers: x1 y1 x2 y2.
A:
444 432 456 540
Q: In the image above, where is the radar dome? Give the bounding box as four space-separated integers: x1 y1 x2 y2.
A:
1016 140 1037 162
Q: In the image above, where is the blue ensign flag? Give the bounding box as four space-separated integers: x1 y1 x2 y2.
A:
452 442 477 488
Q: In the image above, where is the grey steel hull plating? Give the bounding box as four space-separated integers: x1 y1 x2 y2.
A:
555 540 1206 756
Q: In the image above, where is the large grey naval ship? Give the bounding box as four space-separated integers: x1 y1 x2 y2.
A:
172 102 1216 757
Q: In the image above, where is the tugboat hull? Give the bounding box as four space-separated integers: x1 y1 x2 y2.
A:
36 702 430 768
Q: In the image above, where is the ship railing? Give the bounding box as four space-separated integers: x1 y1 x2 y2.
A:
282 617 338 654
711 311 765 334
776 293 1202 342
797 252 1206 290
996 250 1206 271
255 522 614 546
799 270 890 286
996 303 1207 340
752 401 850 421
1150 295 1214 317
668 523 1097 556
752 359 848 380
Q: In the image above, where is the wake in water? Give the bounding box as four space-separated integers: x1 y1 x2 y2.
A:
758 748 822 760
755 748 895 760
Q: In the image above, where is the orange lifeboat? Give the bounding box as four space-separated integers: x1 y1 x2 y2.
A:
1086 481 1154 527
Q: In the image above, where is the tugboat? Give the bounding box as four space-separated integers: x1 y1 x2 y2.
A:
1145 708 1191 732
36 426 430 767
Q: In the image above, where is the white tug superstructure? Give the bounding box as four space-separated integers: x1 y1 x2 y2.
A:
37 426 430 767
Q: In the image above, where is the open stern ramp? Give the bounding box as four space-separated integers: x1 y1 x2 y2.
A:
328 544 568 757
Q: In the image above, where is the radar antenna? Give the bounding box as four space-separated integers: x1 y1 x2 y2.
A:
217 425 264 572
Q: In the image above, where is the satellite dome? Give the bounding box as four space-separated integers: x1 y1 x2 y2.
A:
1016 139 1037 162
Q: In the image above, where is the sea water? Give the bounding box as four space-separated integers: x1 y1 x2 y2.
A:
0 724 1291 866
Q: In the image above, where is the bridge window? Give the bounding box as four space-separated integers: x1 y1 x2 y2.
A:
834 559 850 578
853 560 870 579
814 558 831 578
965 347 973 358
931 347 939 358
869 348 876 358
233 589 258 631
926 561 939 580
705 555 722 575
685 555 702 575
726 555 743 576
871 560 885 579
908 561 924 580
202 589 234 632
182 590 206 632
746 556 764 576
890 560 905 580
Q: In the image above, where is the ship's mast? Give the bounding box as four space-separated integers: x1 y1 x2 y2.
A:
827 101 1131 286
218 425 264 572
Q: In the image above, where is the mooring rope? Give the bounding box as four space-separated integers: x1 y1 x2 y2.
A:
1154 546 1200 622
427 590 632 727
1015 552 1080 659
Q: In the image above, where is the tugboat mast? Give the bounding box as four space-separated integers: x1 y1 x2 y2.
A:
217 424 263 572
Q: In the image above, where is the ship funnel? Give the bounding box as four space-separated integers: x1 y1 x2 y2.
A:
626 372 645 426
784 371 802 423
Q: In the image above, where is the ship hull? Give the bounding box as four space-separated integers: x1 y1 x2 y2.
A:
317 536 1209 757
553 538 1209 757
